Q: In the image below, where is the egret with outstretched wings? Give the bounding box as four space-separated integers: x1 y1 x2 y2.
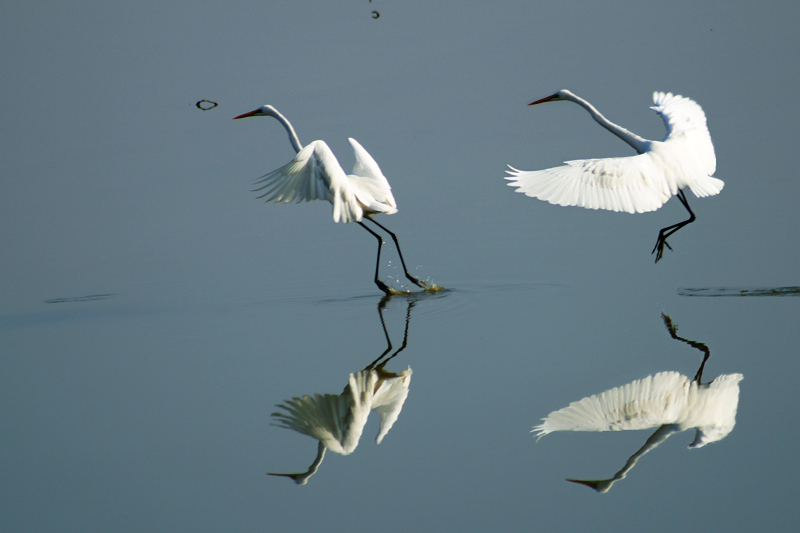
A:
506 90 723 262
235 105 436 293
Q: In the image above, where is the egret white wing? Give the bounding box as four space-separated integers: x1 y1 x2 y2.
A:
533 372 690 438
253 140 366 223
650 92 719 193
506 153 672 214
651 92 708 140
253 140 339 204
346 138 397 215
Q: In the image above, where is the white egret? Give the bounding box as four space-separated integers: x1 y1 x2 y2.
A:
533 313 742 492
234 105 434 294
505 90 723 262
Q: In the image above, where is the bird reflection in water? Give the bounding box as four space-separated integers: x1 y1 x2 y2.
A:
269 295 417 484
534 313 743 493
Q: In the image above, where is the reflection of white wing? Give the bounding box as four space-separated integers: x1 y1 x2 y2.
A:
272 371 377 455
371 367 412 444
684 373 742 448
534 372 688 436
534 371 742 447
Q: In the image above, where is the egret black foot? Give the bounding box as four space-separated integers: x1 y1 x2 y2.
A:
375 280 393 295
651 236 673 263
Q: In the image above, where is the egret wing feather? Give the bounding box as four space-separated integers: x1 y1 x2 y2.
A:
253 140 366 223
506 154 672 214
254 140 336 204
346 138 398 215
651 92 708 141
650 92 720 195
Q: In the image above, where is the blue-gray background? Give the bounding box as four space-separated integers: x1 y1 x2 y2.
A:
2 1 798 531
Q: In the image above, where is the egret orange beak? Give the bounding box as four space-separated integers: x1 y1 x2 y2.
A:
233 109 259 119
529 93 560 106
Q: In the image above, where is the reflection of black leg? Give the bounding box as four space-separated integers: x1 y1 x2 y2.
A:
661 312 710 383
364 216 428 289
652 190 696 263
365 296 416 370
365 296 394 367
385 298 415 363
358 221 392 294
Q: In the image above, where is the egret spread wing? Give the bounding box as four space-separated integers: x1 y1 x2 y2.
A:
346 138 397 215
253 140 365 223
253 140 338 204
651 92 709 141
650 92 721 196
506 154 672 214
533 372 690 438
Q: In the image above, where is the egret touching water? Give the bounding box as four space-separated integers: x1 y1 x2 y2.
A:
234 105 437 294
505 90 723 262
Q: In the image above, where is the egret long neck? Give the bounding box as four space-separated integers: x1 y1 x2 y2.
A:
568 94 650 154
568 423 678 493
270 109 304 153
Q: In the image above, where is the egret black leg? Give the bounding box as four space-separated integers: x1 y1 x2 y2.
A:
364 216 428 289
358 221 392 295
652 190 696 263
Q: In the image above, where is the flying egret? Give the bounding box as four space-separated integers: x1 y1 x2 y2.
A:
505 90 723 262
234 105 435 294
533 313 742 492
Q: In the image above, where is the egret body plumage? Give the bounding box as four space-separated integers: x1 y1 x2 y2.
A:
234 105 435 293
505 90 723 262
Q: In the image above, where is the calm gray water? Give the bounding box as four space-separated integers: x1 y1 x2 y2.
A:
3 1 800 532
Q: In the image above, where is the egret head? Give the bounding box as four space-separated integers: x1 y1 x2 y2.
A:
566 477 614 493
529 89 575 106
233 105 278 120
